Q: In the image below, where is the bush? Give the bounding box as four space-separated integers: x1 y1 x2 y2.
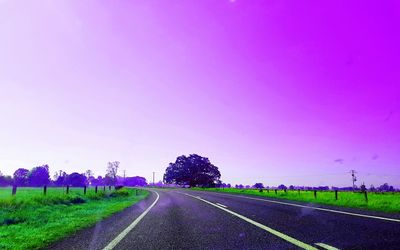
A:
110 188 130 197
69 196 86 204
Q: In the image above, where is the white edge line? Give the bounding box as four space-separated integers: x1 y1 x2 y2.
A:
103 190 160 250
183 192 318 250
216 203 227 208
315 242 340 250
198 192 400 223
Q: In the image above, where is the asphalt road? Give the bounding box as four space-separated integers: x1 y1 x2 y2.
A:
48 188 400 250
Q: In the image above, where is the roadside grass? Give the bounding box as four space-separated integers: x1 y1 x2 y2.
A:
0 187 149 250
192 188 400 214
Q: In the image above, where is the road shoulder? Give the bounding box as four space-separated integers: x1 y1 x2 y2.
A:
46 190 157 250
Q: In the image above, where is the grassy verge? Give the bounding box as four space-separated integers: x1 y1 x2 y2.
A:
192 188 400 214
0 187 148 249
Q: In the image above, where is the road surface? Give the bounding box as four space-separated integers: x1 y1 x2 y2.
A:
48 188 400 250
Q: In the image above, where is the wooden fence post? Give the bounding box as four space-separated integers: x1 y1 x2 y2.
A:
275 189 277 195
135 189 138 196
298 189 300 195
95 186 98 193
12 185 17 196
109 186 111 190
314 190 317 199
84 185 87 195
335 190 338 200
66 185 69 194
267 189 269 193
103 186 106 191
43 185 47 195
364 191 368 203
284 189 287 193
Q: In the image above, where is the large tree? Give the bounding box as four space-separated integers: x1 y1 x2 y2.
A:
13 168 29 186
163 154 221 187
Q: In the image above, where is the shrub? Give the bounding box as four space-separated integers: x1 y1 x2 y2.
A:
69 196 86 204
110 188 130 197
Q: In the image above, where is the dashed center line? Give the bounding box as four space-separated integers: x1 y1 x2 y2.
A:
216 203 227 208
183 192 319 250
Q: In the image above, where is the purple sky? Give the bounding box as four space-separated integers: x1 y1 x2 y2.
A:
1 1 399 187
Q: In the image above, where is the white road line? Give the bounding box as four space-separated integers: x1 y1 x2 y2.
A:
103 190 160 250
197 192 400 223
216 203 227 208
315 242 340 250
183 192 318 250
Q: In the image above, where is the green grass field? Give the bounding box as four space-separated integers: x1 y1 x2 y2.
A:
192 188 400 214
0 187 149 250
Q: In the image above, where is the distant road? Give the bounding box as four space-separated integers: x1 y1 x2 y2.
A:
48 188 400 250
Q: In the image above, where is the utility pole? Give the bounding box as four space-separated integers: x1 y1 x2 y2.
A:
152 172 155 186
350 170 357 190
123 170 126 182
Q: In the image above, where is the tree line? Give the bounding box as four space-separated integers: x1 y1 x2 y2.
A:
0 161 147 187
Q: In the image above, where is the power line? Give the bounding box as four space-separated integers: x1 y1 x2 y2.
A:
261 172 348 178
358 172 400 177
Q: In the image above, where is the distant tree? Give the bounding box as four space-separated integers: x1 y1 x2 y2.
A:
28 165 50 186
227 183 231 188
87 176 96 186
0 171 13 187
289 185 295 190
53 170 62 181
13 168 29 186
253 183 264 189
106 161 120 185
164 154 221 187
236 184 244 189
154 181 164 187
215 180 223 188
66 172 87 187
378 183 394 192
91 176 104 186
103 174 114 186
85 170 93 179
123 176 147 187
278 184 287 190
369 185 376 192
85 170 94 185
54 171 67 186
